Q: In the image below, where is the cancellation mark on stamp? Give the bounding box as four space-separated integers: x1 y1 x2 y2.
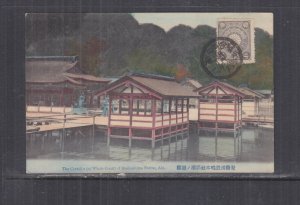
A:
200 37 243 79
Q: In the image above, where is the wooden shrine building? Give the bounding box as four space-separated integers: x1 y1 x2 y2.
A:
95 73 198 148
238 87 265 118
26 56 110 107
194 81 245 132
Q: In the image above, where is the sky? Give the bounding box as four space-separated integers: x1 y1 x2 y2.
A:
132 13 273 35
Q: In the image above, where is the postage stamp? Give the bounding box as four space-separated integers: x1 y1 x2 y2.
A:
25 13 273 175
217 19 255 64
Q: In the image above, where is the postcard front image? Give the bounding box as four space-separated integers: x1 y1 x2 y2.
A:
25 13 274 174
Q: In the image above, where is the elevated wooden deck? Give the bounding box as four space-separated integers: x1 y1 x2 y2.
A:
26 112 108 133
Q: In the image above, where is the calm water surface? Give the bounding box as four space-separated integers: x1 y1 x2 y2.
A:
27 126 274 163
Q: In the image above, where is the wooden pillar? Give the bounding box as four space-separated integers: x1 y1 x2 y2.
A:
215 86 218 131
129 96 133 148
181 98 184 123
181 98 184 138
168 98 172 139
119 99 122 114
161 99 164 143
234 95 237 132
237 97 240 126
187 98 190 136
197 96 200 133
60 88 64 107
137 99 140 115
107 97 112 146
187 98 189 120
175 98 178 140
144 100 147 115
129 86 134 147
241 98 243 123
175 98 178 124
151 99 156 149
92 115 95 153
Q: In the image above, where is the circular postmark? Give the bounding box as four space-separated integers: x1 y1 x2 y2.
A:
200 37 243 79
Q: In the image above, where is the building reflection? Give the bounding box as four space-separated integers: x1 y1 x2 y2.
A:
108 136 189 161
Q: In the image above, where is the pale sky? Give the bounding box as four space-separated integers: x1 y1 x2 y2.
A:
132 13 273 35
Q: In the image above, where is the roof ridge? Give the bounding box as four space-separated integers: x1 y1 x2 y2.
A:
26 56 78 62
129 72 175 81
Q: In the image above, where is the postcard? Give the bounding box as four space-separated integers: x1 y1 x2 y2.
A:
25 13 274 174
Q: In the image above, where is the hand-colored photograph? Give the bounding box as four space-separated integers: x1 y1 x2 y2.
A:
25 13 274 174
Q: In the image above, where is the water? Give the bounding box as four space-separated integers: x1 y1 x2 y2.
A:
26 126 274 163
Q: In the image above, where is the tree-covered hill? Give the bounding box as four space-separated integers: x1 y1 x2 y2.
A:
26 13 273 89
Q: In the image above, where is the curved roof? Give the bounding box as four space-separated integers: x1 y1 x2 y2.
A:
238 87 265 98
26 58 78 83
26 56 110 85
96 73 198 98
194 81 246 97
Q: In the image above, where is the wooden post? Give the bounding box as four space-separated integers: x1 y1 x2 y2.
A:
151 99 156 149
144 100 147 115
92 115 95 153
61 114 66 158
129 97 133 148
241 98 243 124
128 86 133 148
257 98 259 116
137 99 140 115
215 86 218 132
197 96 200 134
238 97 240 121
175 98 178 124
168 98 172 141
50 96 53 112
175 98 178 140
215 133 218 161
181 98 184 123
181 98 184 139
107 97 112 146
119 99 122 114
60 89 64 107
42 132 45 152
234 95 237 132
187 98 189 136
161 99 164 143
234 131 237 158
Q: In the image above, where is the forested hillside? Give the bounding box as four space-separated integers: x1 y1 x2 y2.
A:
26 13 273 89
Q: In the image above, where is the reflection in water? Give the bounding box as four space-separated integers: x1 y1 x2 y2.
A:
107 137 188 161
26 126 274 162
196 131 241 161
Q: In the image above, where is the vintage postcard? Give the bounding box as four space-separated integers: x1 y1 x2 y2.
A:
25 13 274 174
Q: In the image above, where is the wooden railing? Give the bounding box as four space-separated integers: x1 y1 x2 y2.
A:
109 112 188 129
198 102 241 122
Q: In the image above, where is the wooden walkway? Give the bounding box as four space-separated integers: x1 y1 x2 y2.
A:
26 110 274 134
26 112 108 133
242 116 274 124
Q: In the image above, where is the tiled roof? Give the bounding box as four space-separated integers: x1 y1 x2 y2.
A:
63 73 111 83
96 73 198 98
238 87 265 98
131 76 198 97
26 56 79 83
26 56 110 85
195 81 246 97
